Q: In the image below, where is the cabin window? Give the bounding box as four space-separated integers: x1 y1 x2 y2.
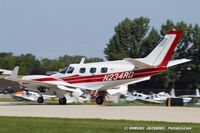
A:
67 67 74 74
101 67 108 73
90 68 96 73
79 68 86 73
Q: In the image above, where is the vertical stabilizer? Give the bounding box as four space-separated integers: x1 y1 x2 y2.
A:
137 30 183 67
170 88 176 97
196 88 200 97
10 66 19 79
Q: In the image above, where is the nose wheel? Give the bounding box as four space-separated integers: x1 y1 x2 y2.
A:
58 97 67 105
96 96 104 105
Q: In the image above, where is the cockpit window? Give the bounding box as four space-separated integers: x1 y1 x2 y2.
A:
60 66 68 74
67 67 75 74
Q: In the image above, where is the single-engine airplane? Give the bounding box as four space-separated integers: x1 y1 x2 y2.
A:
6 29 190 105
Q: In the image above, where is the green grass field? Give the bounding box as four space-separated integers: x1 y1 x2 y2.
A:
0 97 13 102
0 116 199 133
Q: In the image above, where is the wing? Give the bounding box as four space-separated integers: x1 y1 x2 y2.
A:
5 66 94 92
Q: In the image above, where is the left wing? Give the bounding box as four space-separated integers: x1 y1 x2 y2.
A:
5 66 94 92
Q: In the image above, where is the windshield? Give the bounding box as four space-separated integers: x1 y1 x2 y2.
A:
59 66 69 74
67 67 75 74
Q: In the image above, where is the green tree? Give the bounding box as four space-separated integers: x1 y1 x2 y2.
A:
0 52 17 70
16 53 42 75
190 24 200 68
188 24 200 88
41 55 104 72
104 17 150 60
140 27 160 57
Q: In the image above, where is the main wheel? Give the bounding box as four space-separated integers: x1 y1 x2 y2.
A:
37 96 44 103
96 96 104 105
58 97 67 105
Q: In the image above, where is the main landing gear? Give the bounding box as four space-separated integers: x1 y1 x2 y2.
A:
95 96 104 105
58 97 67 105
95 91 106 105
37 96 44 103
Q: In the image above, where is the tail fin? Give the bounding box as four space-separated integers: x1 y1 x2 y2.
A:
5 66 19 80
137 30 183 67
170 88 176 97
196 89 200 97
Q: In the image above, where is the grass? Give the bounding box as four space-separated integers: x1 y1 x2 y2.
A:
0 98 13 102
0 116 199 133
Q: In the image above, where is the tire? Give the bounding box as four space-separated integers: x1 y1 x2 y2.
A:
37 96 44 103
58 97 67 105
96 96 104 105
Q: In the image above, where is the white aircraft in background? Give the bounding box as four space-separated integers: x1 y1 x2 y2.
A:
6 30 190 105
0 68 12 75
176 88 200 98
126 91 192 104
12 90 56 102
126 91 170 104
12 89 90 103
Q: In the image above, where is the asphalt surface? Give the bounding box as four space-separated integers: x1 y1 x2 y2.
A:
0 102 200 123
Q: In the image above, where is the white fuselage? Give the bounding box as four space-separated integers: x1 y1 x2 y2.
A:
21 59 166 92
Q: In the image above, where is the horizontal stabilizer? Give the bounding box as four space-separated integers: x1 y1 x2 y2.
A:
167 59 191 67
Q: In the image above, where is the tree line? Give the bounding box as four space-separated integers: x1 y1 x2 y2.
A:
0 53 103 75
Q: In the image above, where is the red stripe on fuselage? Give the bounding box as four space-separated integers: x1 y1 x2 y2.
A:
30 67 167 84
63 67 167 84
33 77 59 82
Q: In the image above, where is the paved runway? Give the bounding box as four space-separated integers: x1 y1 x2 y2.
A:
0 102 200 123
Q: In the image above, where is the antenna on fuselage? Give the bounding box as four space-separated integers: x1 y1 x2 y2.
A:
80 58 85 64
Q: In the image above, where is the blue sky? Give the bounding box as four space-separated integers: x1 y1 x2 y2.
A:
0 0 199 59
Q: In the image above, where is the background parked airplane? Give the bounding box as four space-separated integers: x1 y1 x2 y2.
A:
126 90 192 104
0 69 12 75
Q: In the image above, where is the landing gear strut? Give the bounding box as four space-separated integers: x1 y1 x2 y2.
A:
96 96 104 105
58 97 67 105
37 96 44 103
